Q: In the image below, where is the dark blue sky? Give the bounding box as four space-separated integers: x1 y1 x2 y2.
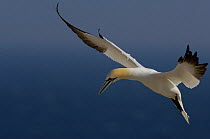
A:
0 0 210 138
1 0 210 48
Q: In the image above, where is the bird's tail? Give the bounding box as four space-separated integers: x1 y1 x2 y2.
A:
181 110 190 124
171 95 190 124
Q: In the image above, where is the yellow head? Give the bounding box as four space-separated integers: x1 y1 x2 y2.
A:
99 68 130 94
108 68 130 79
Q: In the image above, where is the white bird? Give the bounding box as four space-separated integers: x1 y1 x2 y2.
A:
56 3 208 124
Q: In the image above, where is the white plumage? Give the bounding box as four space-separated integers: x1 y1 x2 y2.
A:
56 3 208 124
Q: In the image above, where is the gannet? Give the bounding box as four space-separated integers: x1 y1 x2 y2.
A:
56 3 208 124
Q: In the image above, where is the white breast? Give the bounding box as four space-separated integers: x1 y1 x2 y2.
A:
127 68 179 98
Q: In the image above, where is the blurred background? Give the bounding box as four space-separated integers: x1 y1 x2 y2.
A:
0 0 209 138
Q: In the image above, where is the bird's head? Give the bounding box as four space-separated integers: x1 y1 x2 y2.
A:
98 68 130 94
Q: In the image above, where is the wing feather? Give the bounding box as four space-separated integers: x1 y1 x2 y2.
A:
159 45 208 88
56 3 143 68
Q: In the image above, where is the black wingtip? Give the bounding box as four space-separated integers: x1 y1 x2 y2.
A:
98 29 104 39
203 63 208 67
187 44 190 48
56 3 70 27
178 56 183 63
178 45 208 79
194 51 197 57
186 44 190 53
56 3 59 13
56 3 90 35
56 2 62 18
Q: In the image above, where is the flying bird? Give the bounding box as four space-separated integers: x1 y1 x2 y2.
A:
56 3 208 124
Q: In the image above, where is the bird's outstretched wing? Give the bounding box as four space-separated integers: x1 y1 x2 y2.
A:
159 45 208 88
56 3 143 68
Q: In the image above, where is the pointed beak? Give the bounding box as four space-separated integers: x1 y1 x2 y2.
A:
98 78 117 95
